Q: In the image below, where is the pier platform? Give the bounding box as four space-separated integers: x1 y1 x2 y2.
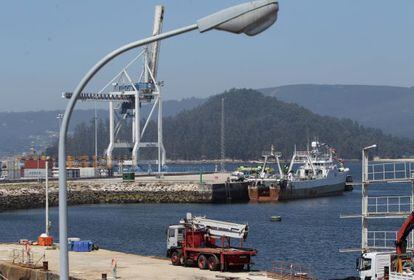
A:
0 243 270 280
0 172 251 211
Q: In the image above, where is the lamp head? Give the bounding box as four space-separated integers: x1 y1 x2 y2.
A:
197 0 279 36
363 144 377 151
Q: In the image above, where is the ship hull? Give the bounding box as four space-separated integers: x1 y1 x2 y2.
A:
248 172 347 202
279 181 345 201
280 172 347 200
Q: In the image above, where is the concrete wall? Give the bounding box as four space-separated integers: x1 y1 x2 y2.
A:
0 179 250 211
0 262 78 280
0 180 213 211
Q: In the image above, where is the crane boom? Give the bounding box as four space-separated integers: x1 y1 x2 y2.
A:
396 211 414 254
182 213 248 240
394 211 414 273
148 5 164 81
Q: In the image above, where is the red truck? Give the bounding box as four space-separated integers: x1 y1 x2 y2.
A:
166 213 257 271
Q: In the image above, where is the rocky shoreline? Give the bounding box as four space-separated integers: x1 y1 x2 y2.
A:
0 181 213 211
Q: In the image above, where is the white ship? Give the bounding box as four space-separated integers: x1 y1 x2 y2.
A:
280 141 351 200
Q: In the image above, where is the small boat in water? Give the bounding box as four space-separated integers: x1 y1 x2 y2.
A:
270 215 282 222
246 141 351 202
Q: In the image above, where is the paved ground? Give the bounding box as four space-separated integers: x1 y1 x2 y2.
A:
0 243 270 280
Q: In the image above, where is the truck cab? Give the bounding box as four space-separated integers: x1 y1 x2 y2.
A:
357 252 392 280
166 224 184 257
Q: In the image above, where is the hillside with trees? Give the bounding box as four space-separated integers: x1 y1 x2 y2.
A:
46 89 414 160
3 85 414 157
0 98 204 157
260 84 414 138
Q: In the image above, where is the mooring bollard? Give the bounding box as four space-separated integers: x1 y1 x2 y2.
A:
101 273 107 280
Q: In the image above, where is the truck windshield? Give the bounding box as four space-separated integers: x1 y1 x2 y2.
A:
358 257 372 271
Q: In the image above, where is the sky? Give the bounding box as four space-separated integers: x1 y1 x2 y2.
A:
0 0 413 112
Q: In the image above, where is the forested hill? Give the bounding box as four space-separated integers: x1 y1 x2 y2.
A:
47 89 414 160
260 84 414 138
0 98 204 157
163 89 414 160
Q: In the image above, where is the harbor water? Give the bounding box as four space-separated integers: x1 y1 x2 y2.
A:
0 162 412 279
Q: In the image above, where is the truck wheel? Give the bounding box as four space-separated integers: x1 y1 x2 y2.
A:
197 255 208 270
208 255 219 271
171 251 181 266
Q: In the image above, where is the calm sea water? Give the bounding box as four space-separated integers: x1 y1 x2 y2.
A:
0 162 412 279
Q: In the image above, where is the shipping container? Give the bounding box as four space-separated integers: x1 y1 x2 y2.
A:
52 168 80 179
79 167 95 178
24 159 53 169
23 169 51 179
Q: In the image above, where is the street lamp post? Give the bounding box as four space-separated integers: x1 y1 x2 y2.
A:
45 157 49 236
58 1 278 278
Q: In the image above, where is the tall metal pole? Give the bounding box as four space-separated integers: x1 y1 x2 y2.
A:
107 101 114 168
132 84 140 167
45 159 49 236
58 24 198 279
94 102 98 175
151 5 164 174
158 93 162 173
220 97 225 172
412 179 414 249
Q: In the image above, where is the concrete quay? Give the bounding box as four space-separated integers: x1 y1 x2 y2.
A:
0 243 271 280
0 173 250 211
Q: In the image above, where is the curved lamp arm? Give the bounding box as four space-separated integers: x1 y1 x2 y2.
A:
58 1 278 279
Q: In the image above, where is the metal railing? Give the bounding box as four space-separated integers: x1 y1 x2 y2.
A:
368 162 414 182
11 248 45 268
390 272 414 280
268 261 315 280
367 231 413 250
367 196 413 215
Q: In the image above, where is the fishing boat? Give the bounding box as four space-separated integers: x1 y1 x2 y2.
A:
247 141 352 202
230 145 283 183
280 141 350 200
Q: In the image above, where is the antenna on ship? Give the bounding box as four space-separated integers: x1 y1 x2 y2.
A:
220 97 225 172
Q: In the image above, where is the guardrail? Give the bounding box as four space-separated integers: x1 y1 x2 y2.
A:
11 248 45 268
268 261 315 280
390 272 414 280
